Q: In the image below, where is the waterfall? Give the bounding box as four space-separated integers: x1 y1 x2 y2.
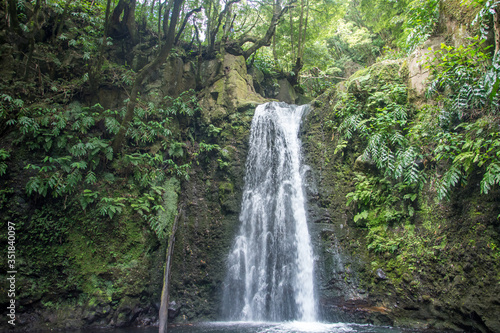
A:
222 102 317 322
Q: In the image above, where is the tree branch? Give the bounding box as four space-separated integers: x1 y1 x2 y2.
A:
241 0 295 59
208 0 241 50
175 6 202 45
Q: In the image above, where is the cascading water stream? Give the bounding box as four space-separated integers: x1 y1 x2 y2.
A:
222 102 316 322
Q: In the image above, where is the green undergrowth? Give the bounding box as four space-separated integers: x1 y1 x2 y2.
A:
322 40 500 289
0 89 229 239
0 197 156 313
0 83 232 317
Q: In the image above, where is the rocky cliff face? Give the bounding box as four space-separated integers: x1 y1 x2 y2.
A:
301 55 500 333
167 53 259 320
165 48 500 333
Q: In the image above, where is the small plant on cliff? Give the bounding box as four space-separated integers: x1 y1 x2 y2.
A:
346 174 418 253
0 149 10 176
433 117 500 199
426 38 500 128
402 0 439 52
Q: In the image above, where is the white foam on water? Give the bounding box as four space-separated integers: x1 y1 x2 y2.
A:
263 321 354 333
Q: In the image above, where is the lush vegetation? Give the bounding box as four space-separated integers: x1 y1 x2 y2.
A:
327 36 500 253
1 0 500 328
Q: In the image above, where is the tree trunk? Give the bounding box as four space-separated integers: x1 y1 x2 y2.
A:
300 0 309 60
151 0 156 15
162 0 173 38
52 0 73 41
206 0 213 52
273 33 278 64
174 6 202 45
112 0 184 154
494 9 500 55
205 0 240 54
110 0 138 43
24 0 42 79
124 0 138 43
157 0 163 44
158 204 183 333
7 0 19 32
89 0 112 91
297 0 304 63
289 8 295 63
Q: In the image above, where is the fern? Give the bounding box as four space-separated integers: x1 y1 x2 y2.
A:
169 141 186 158
105 117 121 134
481 163 500 194
403 0 439 52
98 197 125 219
470 0 500 40
85 171 97 185
426 38 498 127
0 149 10 176
436 164 463 200
335 85 422 186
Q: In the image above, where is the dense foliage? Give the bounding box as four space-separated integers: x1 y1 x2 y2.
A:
1 90 208 238
328 28 500 256
1 0 500 328
0 0 498 263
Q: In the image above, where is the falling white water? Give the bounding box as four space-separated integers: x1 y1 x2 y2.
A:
222 102 317 322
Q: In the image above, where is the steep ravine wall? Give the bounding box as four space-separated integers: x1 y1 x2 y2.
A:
301 58 500 332
166 51 500 332
164 53 318 322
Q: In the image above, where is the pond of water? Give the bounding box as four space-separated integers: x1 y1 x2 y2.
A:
57 321 430 333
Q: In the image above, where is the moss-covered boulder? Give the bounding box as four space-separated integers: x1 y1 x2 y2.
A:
199 53 266 123
347 59 408 102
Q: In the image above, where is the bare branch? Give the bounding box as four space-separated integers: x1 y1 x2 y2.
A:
175 6 202 45
241 0 294 59
237 11 263 43
238 35 261 44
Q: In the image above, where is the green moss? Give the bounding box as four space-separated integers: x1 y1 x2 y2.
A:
219 181 234 193
441 0 480 27
156 177 181 238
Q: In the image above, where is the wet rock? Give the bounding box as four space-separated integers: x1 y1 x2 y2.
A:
168 301 182 319
276 78 297 104
354 154 376 173
376 269 388 280
407 37 444 98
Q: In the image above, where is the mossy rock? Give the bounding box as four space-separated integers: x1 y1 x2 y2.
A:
347 59 407 99
219 181 239 213
199 54 266 123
